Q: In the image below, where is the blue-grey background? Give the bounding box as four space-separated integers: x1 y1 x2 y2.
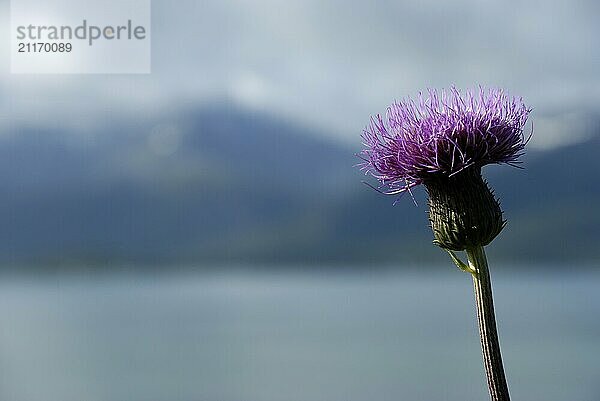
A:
0 0 599 400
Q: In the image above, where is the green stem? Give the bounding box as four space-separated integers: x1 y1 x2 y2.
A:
466 246 511 401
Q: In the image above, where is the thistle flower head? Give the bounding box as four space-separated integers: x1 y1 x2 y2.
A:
359 87 531 195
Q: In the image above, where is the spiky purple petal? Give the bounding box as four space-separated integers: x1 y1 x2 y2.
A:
359 87 531 194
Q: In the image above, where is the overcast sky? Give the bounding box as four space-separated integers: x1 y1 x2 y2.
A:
1 0 599 149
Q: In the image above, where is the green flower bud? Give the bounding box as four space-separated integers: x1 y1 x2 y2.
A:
425 168 505 251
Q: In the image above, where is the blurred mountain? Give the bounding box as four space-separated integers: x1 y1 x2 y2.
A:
1 103 599 267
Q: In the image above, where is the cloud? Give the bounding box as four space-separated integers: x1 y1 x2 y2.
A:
1 0 599 149
529 111 596 150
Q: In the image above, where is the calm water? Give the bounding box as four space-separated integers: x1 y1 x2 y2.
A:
0 268 598 401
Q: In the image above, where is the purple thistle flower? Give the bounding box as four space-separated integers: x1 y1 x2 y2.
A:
359 86 531 195
358 87 533 401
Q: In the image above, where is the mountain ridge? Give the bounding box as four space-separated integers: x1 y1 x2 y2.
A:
1 103 598 267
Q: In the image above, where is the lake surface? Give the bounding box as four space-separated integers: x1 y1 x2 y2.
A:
0 268 598 401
